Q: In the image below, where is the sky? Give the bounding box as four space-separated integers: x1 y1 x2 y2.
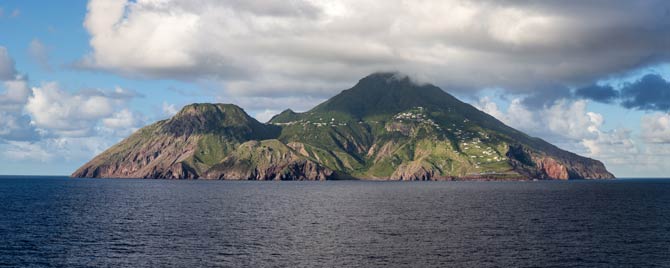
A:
0 0 670 177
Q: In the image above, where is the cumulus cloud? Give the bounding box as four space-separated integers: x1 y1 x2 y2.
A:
2 141 52 161
80 0 670 105
1 135 119 163
102 109 140 129
2 46 144 143
0 79 142 165
477 97 539 134
0 112 38 141
0 47 39 141
0 46 145 170
581 128 637 159
100 108 143 136
162 101 179 116
27 83 113 131
641 113 670 143
478 98 600 142
254 109 281 123
0 76 30 111
476 96 670 176
25 82 141 137
476 97 635 158
543 100 602 141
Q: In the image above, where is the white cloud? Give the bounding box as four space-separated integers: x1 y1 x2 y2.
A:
162 101 178 116
26 82 113 131
2 141 53 161
82 0 201 77
102 109 140 129
475 97 636 159
0 45 146 171
582 128 637 160
2 45 150 144
0 48 37 141
641 113 670 143
80 0 670 105
254 109 280 123
476 97 540 134
25 83 140 137
1 135 121 163
543 100 600 141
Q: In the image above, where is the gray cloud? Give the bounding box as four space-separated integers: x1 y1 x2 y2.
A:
621 74 670 111
79 0 670 109
574 84 619 104
521 84 573 108
0 112 39 141
574 74 670 112
0 76 30 111
0 47 16 80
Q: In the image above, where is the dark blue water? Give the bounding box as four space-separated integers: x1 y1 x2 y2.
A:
1 177 670 267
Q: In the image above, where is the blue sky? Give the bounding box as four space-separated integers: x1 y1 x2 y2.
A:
1 0 670 177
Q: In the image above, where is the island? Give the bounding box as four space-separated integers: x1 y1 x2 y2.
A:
72 73 614 180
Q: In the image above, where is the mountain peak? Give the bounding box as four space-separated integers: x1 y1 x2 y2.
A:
175 103 244 117
269 108 299 123
309 72 457 118
358 72 425 87
161 103 279 139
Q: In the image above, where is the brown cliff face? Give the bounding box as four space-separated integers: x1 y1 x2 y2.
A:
506 144 614 180
71 132 202 179
536 158 569 180
390 162 438 181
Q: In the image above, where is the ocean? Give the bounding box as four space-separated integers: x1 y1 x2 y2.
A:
1 176 669 267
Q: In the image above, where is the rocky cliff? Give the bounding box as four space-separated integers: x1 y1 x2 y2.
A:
72 73 614 180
